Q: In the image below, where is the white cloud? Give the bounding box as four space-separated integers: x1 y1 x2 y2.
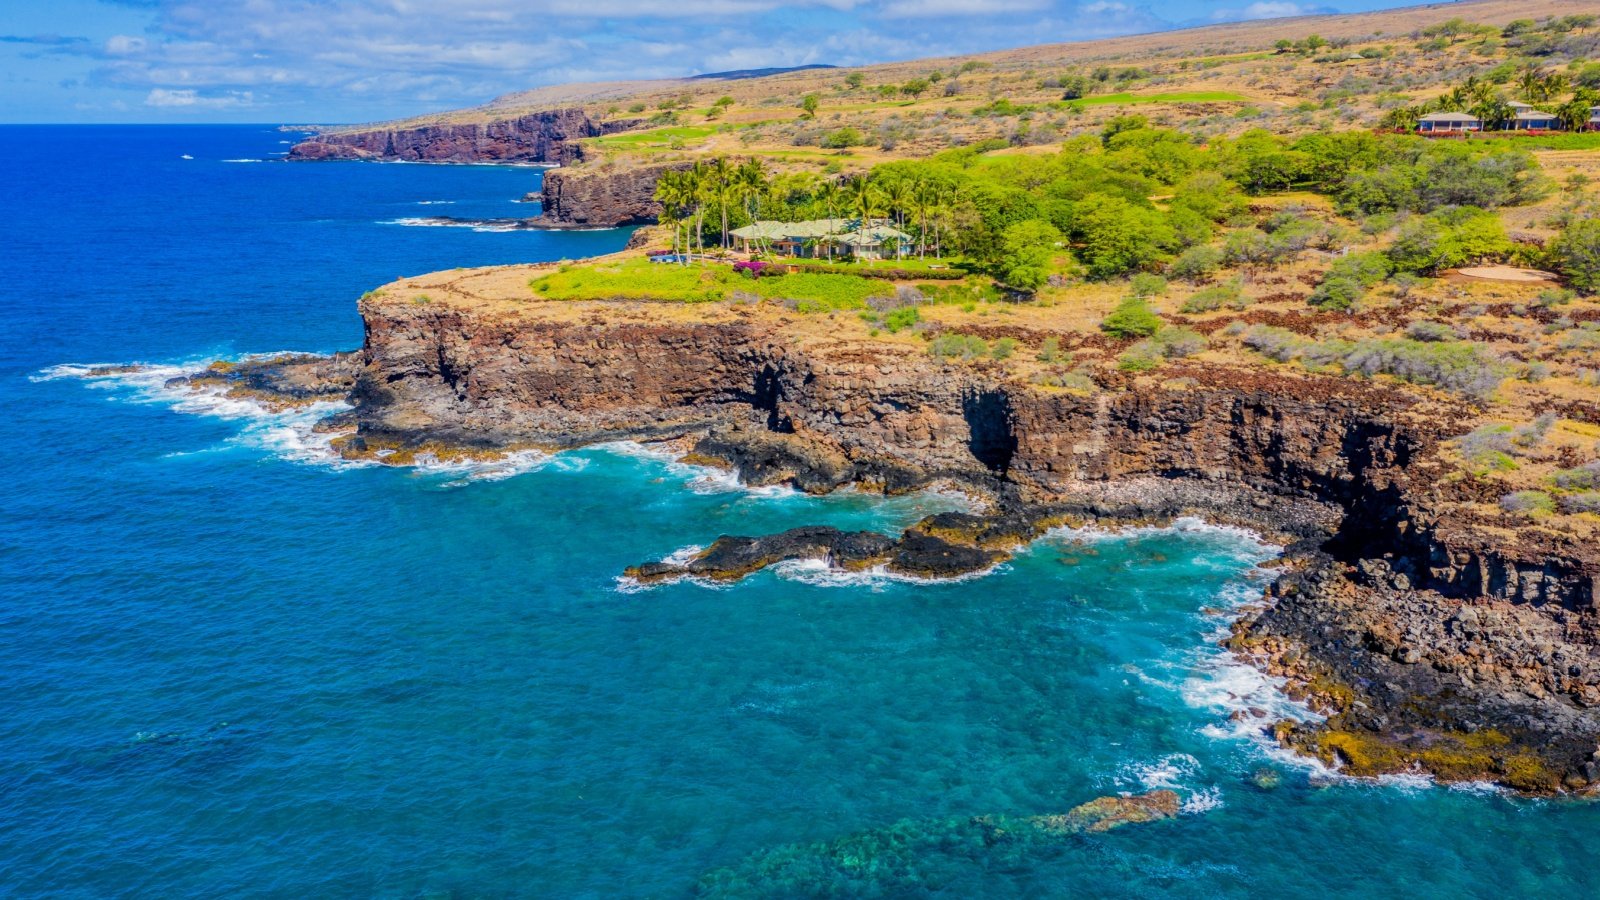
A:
1211 2 1326 21
144 87 254 108
878 0 1051 18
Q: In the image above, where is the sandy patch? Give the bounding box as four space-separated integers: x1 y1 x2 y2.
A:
1451 266 1559 284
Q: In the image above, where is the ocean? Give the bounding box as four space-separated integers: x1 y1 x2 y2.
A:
3 124 1598 897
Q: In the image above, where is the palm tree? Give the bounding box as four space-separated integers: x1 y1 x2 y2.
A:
653 170 689 261
736 157 768 234
1472 97 1513 131
1557 98 1594 132
913 176 937 259
847 175 881 223
709 157 735 251
814 179 841 261
880 177 912 259
686 160 709 257
844 176 883 263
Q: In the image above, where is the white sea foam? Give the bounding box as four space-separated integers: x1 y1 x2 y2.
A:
221 158 264 163
1120 753 1202 791
415 200 456 205
592 440 802 499
662 544 705 566
37 358 363 468
38 357 564 482
381 216 526 233
415 449 557 487
1181 786 1225 814
771 557 1007 589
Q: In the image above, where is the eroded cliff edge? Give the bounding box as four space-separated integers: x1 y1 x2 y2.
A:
200 282 1600 792
287 108 637 165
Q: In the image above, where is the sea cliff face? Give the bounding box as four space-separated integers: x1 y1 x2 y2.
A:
287 109 636 165
532 162 689 227
216 289 1600 791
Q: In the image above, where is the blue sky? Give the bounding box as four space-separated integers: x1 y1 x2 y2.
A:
1 0 1420 123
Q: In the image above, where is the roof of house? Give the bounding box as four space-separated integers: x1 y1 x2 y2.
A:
1513 109 1560 120
830 225 912 247
1418 112 1480 122
730 219 852 241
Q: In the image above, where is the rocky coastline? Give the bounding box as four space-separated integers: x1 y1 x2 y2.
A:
171 288 1600 793
286 108 637 165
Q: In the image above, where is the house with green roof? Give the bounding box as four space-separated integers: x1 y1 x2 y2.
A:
731 218 911 260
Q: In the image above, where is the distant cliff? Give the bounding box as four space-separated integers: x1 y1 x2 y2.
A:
287 109 638 165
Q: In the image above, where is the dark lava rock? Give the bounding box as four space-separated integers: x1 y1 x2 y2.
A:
886 530 1007 578
626 526 895 583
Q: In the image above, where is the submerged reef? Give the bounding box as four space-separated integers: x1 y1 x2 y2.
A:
696 791 1181 897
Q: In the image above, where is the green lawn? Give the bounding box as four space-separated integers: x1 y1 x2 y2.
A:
589 126 717 150
1068 91 1251 108
528 257 893 309
1497 132 1600 151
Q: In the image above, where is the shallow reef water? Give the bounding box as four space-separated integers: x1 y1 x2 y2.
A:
5 126 1600 897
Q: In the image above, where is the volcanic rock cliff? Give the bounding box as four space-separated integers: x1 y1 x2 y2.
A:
530 162 689 227
201 284 1600 792
287 109 636 165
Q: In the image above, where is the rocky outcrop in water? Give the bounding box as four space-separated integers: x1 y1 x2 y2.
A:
287 109 636 165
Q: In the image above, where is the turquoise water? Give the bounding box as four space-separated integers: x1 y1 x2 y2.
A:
5 126 1600 897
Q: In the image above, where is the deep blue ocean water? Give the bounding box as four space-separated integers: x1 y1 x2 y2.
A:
4 125 1600 897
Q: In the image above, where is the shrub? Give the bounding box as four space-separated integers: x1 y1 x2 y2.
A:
1129 273 1169 298
1181 280 1246 312
1561 492 1600 515
1500 490 1556 516
1099 298 1163 339
1036 336 1067 363
1327 251 1393 288
1150 326 1207 358
1309 276 1364 311
1033 369 1098 391
883 307 921 333
1551 461 1600 491
820 127 866 149
1548 219 1600 294
1406 321 1455 342
1170 245 1224 282
1242 325 1305 362
1458 425 1519 473
1340 339 1504 399
1242 328 1504 398
1118 343 1163 372
929 333 989 360
991 337 1018 360
1559 322 1600 352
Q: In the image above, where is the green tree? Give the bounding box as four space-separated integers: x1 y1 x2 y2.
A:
800 93 820 119
901 78 931 97
1100 114 1148 148
1388 207 1511 273
1074 195 1175 280
844 73 865 89
996 220 1062 291
1549 219 1600 294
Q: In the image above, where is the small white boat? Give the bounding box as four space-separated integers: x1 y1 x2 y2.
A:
181 154 194 160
